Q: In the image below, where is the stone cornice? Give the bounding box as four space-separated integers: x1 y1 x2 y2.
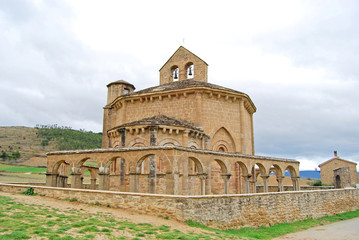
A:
106 87 256 114
46 145 298 163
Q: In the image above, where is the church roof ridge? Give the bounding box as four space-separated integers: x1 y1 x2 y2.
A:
131 79 245 95
159 46 208 71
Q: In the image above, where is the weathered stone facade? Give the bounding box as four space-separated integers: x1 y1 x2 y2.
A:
319 153 358 187
1 183 358 229
46 46 301 195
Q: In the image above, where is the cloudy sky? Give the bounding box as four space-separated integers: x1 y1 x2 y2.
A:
1 0 358 170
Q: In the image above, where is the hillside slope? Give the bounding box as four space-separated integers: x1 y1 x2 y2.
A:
0 126 102 167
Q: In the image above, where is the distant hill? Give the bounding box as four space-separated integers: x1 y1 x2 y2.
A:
0 126 102 166
298 170 321 179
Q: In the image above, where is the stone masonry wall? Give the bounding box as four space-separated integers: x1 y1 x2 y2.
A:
1 183 358 229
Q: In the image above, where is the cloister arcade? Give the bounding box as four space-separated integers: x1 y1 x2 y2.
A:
46 146 300 195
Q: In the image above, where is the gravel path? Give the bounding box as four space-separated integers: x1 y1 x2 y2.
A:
274 217 359 240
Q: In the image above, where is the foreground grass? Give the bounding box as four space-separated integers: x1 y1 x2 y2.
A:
1 193 358 240
187 209 359 239
0 195 232 240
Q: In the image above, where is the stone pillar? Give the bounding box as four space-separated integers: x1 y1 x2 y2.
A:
242 175 251 193
239 99 245 153
182 130 189 147
205 174 211 195
291 177 300 191
165 172 175 195
58 175 68 188
119 128 126 147
148 155 156 194
195 91 202 126
182 158 189 195
98 173 110 190
276 176 284 192
90 178 97 190
260 175 269 193
149 126 158 146
129 172 139 192
200 174 207 195
46 173 58 187
173 171 179 195
119 158 126 191
292 177 300 191
222 174 232 194
71 173 82 189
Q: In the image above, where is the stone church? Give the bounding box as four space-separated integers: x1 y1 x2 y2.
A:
46 46 300 195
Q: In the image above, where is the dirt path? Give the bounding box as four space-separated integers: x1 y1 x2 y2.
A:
0 191 209 234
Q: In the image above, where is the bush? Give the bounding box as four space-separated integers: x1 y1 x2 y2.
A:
308 180 322 186
22 188 36 196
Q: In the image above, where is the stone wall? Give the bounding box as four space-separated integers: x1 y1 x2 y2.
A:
1 183 358 229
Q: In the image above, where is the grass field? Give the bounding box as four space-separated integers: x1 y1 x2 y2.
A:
0 195 230 240
0 164 46 183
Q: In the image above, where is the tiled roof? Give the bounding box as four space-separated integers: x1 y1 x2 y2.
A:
129 80 244 95
110 115 202 131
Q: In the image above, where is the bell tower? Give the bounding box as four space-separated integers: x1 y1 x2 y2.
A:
159 46 208 85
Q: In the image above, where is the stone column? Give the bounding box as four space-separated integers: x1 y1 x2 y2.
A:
90 178 97 190
182 158 189 195
148 155 156 193
276 176 284 192
58 175 68 188
119 158 126 191
239 99 245 153
129 172 139 192
46 173 58 187
195 91 202 126
71 173 82 189
165 171 175 195
149 126 158 146
260 175 269 193
173 171 179 195
98 173 110 190
242 175 251 193
250 173 256 193
182 130 189 147
119 128 126 147
291 177 300 191
222 174 232 194
200 174 207 195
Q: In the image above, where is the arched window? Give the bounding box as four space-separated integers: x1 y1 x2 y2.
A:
186 63 194 79
171 66 179 81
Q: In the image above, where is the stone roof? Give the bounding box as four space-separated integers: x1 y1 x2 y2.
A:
130 79 244 95
318 157 357 167
107 80 135 89
159 46 208 71
110 115 203 131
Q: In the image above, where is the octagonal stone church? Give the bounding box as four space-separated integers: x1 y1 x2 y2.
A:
46 46 300 195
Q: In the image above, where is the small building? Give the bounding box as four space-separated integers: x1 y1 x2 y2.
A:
318 151 358 187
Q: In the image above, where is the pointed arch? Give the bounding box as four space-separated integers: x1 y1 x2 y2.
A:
211 127 236 152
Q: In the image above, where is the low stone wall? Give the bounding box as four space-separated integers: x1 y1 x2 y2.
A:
256 185 334 192
0 183 358 229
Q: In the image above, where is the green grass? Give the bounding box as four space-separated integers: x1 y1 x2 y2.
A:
186 209 359 239
0 195 230 239
1 193 358 239
0 164 46 173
